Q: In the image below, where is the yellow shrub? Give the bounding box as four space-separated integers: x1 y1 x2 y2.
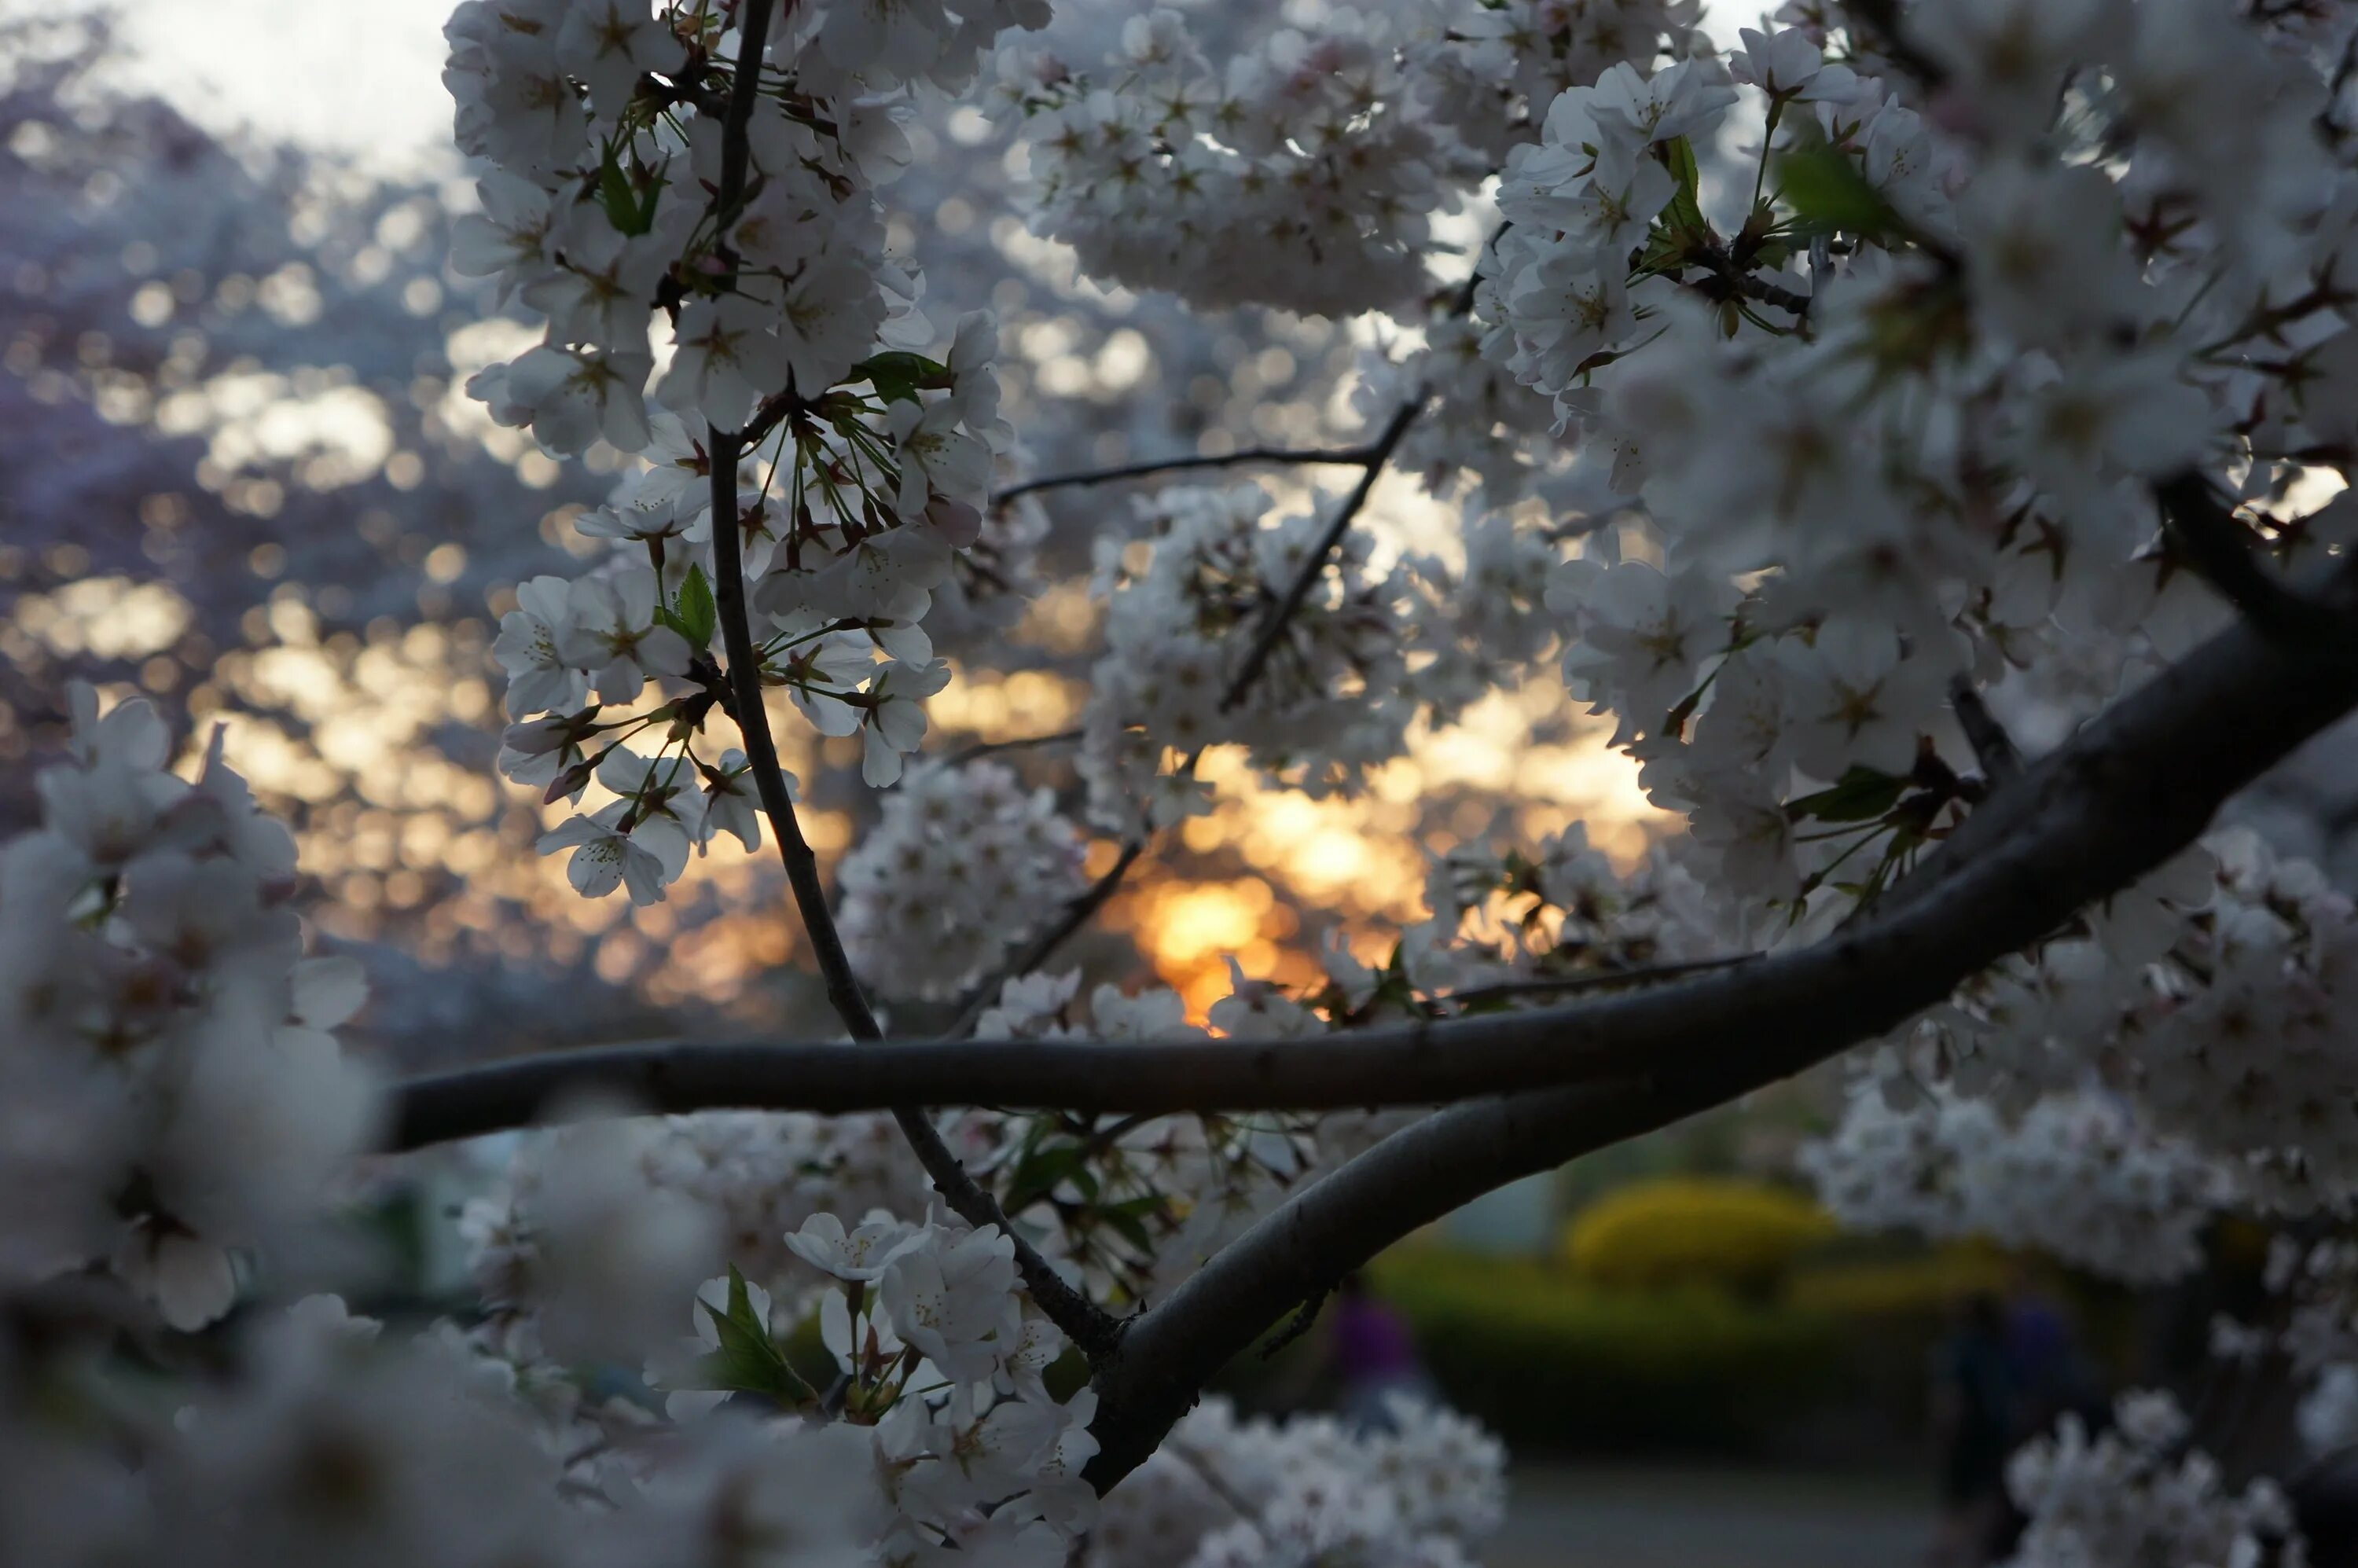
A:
1565 1177 1837 1295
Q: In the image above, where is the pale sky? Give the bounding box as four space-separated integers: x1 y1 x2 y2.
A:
110 0 1749 172
115 0 460 169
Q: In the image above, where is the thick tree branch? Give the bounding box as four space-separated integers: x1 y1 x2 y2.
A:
396 582 2358 1139
992 446 1384 508
402 566 2358 1477
699 0 1118 1360
1441 954 1756 1008
1081 578 2358 1487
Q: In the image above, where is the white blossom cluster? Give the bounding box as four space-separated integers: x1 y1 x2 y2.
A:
1078 484 1424 829
1456 4 2358 933
1398 0 1708 163
2222 1236 2358 1387
1089 1395 1506 1568
2004 1391 2307 1568
1422 824 1724 988
1800 1088 2225 1286
990 9 1485 317
0 696 1118 1565
0 685 374 1331
642 1214 1103 1566
454 0 1052 909
2128 832 2358 1209
1853 832 2358 1217
7 1228 1096 1566
837 759 1089 1000
1360 320 1578 515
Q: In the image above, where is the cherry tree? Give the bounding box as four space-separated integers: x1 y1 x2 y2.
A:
9 0 2358 1562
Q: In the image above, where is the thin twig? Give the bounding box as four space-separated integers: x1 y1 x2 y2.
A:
993 446 1382 508
1170 1442 1259 1520
935 727 1085 768
1444 954 1757 1009
1218 395 1424 712
1217 233 1497 712
699 2 1118 1361
1947 677 2021 784
942 837 1146 1037
944 243 1503 1011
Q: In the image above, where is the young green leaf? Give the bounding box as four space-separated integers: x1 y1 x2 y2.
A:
1784 766 1908 824
1776 144 1901 241
1662 135 1708 237
857 351 954 406
672 564 718 650
598 147 656 238
685 1267 814 1404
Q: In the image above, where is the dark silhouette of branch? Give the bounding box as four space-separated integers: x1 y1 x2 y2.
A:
398 563 2358 1482
993 446 1383 508
933 727 1085 767
1080 573 2358 1488
699 3 1118 1360
1442 954 1757 1008
398 577 2358 1137
1217 394 1426 711
938 837 1146 1038
1948 676 2021 784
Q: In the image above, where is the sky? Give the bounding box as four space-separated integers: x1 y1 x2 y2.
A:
116 0 459 168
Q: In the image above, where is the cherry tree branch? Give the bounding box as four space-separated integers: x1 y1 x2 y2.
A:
946 249 1500 1002
992 446 1387 508
940 836 1146 1038
1217 394 1426 711
1079 578 2358 1486
409 577 2358 1469
1440 954 1757 1008
935 727 1085 766
395 583 2358 1139
700 0 1119 1360
1947 675 2021 784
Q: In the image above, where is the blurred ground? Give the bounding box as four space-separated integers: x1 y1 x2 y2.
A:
1495 1464 1932 1568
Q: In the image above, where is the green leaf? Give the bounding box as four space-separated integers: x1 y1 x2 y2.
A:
1784 766 1908 824
856 351 953 406
685 1268 813 1403
1097 1195 1164 1255
1002 1141 1089 1214
598 147 655 237
671 564 717 650
1776 143 1901 241
1662 135 1707 237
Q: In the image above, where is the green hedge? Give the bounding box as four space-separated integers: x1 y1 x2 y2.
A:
1367 1251 1846 1452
